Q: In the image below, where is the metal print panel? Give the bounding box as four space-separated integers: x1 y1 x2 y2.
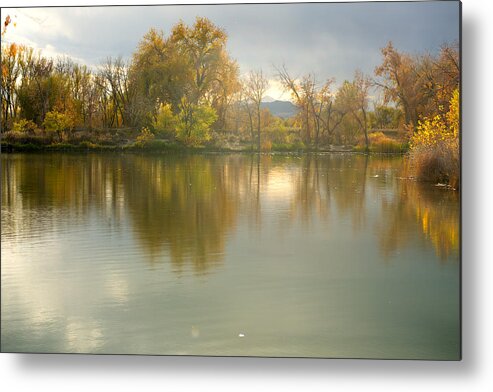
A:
0 1 461 359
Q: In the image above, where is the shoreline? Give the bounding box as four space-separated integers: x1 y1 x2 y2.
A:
0 141 408 155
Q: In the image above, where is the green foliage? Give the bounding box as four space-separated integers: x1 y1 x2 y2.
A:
175 99 217 146
12 118 37 134
134 127 156 147
152 103 177 137
42 110 73 141
368 105 403 129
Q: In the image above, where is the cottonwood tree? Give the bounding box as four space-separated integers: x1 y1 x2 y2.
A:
243 69 269 151
1 43 23 131
277 65 347 148
170 17 228 104
418 42 460 122
100 57 131 127
375 41 459 133
374 42 423 131
338 72 372 150
277 65 314 144
128 18 239 132
320 86 347 144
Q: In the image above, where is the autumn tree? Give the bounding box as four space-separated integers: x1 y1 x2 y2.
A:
175 97 217 146
374 42 425 131
128 18 239 132
99 57 131 127
277 65 313 144
320 84 347 144
338 72 372 150
128 28 189 126
170 17 228 104
206 52 241 131
243 70 269 151
278 65 353 147
1 43 23 131
418 42 460 121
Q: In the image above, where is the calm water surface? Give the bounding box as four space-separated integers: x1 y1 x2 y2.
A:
1 153 460 359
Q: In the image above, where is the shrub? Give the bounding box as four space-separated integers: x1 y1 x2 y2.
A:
354 132 406 153
153 103 177 138
410 89 459 188
78 141 101 149
43 111 74 141
2 130 51 145
12 119 37 135
410 143 457 185
134 127 155 147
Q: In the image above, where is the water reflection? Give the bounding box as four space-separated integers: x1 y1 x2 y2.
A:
1 153 459 270
121 155 240 271
1 152 460 358
378 179 460 261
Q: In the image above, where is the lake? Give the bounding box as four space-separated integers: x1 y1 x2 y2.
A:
1 153 460 359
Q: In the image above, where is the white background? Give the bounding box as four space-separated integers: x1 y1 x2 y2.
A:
0 0 490 391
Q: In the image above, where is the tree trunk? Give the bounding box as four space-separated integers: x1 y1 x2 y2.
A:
257 104 261 152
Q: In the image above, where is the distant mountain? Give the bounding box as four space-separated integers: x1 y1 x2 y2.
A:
262 95 277 103
260 100 298 118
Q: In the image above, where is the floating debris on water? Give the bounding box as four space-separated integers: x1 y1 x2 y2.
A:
191 326 200 338
435 183 456 190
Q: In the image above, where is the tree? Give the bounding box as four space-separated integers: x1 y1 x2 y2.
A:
128 28 190 127
418 42 460 121
99 57 131 127
1 43 22 131
368 104 402 129
321 85 347 144
206 52 241 131
170 17 228 104
42 110 73 141
374 42 424 131
153 103 176 137
128 18 239 131
277 65 313 144
243 70 269 151
175 97 217 146
338 72 372 150
277 65 340 148
17 54 56 125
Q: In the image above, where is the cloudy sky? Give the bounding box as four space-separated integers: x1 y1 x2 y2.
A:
2 1 460 100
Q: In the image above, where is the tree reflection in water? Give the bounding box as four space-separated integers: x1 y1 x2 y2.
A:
1 153 459 272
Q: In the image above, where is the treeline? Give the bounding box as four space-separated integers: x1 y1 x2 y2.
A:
1 18 240 146
1 16 459 164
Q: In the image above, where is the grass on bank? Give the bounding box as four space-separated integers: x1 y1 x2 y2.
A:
353 132 408 153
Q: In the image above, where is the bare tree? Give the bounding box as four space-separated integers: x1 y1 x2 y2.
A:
243 69 268 151
338 71 372 150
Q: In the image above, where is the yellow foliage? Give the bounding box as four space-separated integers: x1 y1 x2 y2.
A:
447 89 459 139
9 43 17 57
410 88 459 149
409 88 459 187
136 127 155 144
